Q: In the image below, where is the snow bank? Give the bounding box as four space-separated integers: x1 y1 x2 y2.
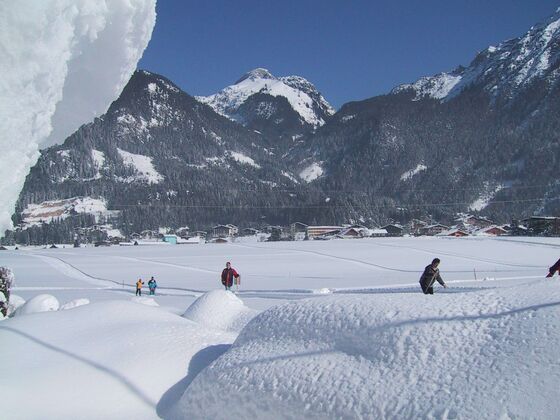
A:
178 281 560 418
60 298 90 310
182 290 259 333
131 296 159 306
0 300 235 419
15 294 60 316
0 0 156 234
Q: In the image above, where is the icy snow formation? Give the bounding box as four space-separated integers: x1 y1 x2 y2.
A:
183 290 259 333
0 0 156 235
179 281 560 419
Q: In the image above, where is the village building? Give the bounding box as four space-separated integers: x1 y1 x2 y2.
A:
409 219 428 235
478 226 508 236
370 228 388 237
213 224 238 238
420 223 449 236
290 222 308 238
461 215 494 229
382 224 404 237
242 228 259 236
163 234 178 244
522 216 560 236
307 226 343 239
440 228 469 237
338 227 364 239
175 226 190 238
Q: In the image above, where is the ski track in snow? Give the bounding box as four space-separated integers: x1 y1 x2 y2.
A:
21 240 551 303
233 241 543 273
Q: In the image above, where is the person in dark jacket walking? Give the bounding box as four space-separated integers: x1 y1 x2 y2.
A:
546 258 560 278
221 262 240 291
419 258 448 294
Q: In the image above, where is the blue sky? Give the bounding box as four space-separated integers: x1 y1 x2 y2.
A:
139 1 560 109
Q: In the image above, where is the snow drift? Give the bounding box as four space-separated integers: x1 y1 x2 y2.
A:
0 0 156 234
0 300 236 419
15 294 60 316
177 280 560 419
183 290 259 333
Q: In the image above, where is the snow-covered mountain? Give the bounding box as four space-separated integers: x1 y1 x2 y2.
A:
197 68 335 128
293 6 560 222
393 8 560 101
9 7 560 241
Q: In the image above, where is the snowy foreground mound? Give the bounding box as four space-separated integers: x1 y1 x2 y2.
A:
178 280 560 419
183 290 258 333
0 291 257 419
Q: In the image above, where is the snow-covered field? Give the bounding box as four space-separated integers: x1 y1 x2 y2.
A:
1 236 560 419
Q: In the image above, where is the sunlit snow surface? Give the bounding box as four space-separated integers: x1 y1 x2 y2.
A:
1 237 560 418
0 0 156 233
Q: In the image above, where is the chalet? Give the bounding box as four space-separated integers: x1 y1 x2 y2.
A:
410 219 428 235
213 224 238 238
226 224 239 236
382 224 404 237
522 216 560 236
370 228 388 237
263 225 283 234
479 226 508 236
163 234 178 245
462 215 494 229
213 238 229 244
140 230 159 240
440 228 469 237
338 227 363 238
193 231 207 238
175 226 190 238
307 226 343 239
242 228 260 236
290 222 308 237
420 224 449 236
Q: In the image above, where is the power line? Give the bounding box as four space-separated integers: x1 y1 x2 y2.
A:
108 197 560 210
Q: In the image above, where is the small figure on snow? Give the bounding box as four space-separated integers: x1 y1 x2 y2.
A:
148 276 157 295
419 258 448 295
221 261 240 291
0 266 14 317
546 258 560 278
135 278 144 296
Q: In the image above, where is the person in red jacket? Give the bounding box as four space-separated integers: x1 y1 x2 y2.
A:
546 258 560 278
221 262 240 291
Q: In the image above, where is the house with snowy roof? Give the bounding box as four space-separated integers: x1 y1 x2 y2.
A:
477 226 508 236
307 226 343 239
213 224 237 238
381 224 404 237
438 228 469 237
420 224 449 236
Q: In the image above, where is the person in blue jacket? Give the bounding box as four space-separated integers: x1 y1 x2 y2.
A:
148 276 157 295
